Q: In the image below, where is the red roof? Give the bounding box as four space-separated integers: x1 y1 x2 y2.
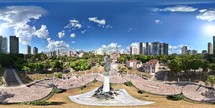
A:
145 59 159 66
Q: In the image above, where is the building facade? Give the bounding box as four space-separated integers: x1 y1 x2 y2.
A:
130 44 139 55
10 36 19 54
33 47 38 55
0 36 2 53
182 46 187 55
138 42 168 55
213 36 215 55
143 59 160 75
27 45 31 55
208 42 213 55
2 37 7 53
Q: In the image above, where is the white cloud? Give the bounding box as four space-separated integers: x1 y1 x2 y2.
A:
81 30 86 34
102 45 107 48
199 9 207 13
34 25 49 38
196 9 215 22
128 28 132 32
70 33 76 38
130 42 139 47
107 43 121 48
105 25 112 29
154 19 163 24
0 6 48 45
71 41 75 44
153 6 197 12
88 17 106 27
64 19 82 29
169 44 193 54
58 30 65 38
47 38 70 50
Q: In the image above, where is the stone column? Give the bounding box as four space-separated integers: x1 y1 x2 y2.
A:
102 75 110 92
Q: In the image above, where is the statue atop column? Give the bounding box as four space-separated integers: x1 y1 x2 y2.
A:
103 55 111 76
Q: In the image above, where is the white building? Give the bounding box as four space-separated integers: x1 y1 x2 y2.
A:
143 59 160 75
2 37 8 53
96 47 104 55
130 43 139 55
126 60 142 69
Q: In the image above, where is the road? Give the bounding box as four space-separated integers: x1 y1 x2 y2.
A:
3 69 22 86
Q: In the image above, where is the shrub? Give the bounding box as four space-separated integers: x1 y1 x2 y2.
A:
167 93 184 101
124 81 133 86
21 101 54 106
138 90 147 94
79 85 86 90
93 79 97 83
54 72 62 78
52 87 64 93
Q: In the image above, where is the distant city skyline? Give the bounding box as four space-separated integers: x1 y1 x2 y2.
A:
0 0 215 54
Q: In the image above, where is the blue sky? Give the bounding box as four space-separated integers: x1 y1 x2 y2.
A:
0 0 215 54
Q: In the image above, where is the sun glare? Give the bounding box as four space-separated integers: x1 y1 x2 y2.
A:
204 25 215 36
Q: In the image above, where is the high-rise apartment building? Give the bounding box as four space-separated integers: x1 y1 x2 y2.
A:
0 36 2 53
187 50 197 55
130 44 139 55
10 36 19 54
96 47 104 55
182 46 187 55
213 36 215 55
2 37 7 53
139 42 147 55
33 47 38 55
139 42 168 55
27 45 31 55
208 42 213 55
0 36 8 54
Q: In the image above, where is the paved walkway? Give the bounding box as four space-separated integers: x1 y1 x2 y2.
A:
3 69 23 86
0 80 52 103
69 88 154 106
182 83 215 103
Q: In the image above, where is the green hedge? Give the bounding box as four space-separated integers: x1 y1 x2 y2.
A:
124 81 133 87
54 72 62 78
79 85 86 90
52 88 64 93
21 101 54 106
167 93 185 101
138 90 147 94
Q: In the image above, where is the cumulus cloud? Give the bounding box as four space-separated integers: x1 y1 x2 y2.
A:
88 17 106 27
64 19 82 29
196 9 215 22
70 33 76 38
81 30 86 34
128 28 132 32
169 44 193 54
0 6 48 45
153 6 197 12
154 19 163 24
34 25 49 38
58 30 65 38
107 43 121 48
130 42 139 47
47 38 70 50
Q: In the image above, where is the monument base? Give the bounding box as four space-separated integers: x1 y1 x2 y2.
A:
102 75 110 92
69 88 154 106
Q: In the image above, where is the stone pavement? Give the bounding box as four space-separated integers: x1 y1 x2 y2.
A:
3 69 22 86
69 88 154 106
0 80 52 103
